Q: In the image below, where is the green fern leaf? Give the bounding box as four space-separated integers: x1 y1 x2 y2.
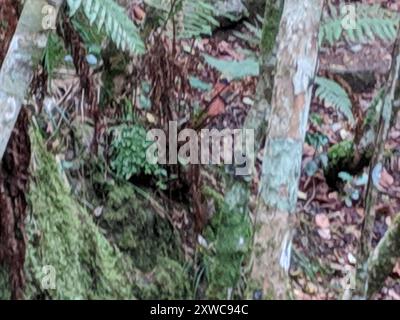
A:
67 0 144 54
232 15 263 47
315 77 354 124
319 3 399 45
203 55 259 80
145 0 220 39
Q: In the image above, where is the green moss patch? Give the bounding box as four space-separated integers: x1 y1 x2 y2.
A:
201 186 252 299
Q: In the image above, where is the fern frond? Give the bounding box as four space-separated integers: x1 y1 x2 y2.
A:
315 77 355 123
232 14 263 46
319 3 399 45
67 0 145 54
145 0 220 38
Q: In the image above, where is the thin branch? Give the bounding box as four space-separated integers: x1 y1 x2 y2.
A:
354 29 400 299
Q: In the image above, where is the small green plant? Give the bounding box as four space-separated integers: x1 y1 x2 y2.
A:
43 33 67 81
304 131 329 177
306 132 329 152
327 140 355 168
338 171 368 207
110 124 167 189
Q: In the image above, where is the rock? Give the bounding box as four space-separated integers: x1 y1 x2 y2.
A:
212 0 249 27
211 0 266 26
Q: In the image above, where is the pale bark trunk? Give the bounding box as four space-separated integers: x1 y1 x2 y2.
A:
250 0 323 299
0 0 64 161
354 31 400 299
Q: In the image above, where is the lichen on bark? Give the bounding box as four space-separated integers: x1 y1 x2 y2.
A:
366 213 400 297
250 0 323 299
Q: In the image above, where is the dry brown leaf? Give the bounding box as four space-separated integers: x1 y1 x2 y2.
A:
133 6 146 22
315 213 330 229
380 168 394 189
208 97 225 117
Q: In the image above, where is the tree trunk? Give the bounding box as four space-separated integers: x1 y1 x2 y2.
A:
0 0 19 66
0 108 30 300
0 0 64 161
366 212 400 298
223 0 283 217
250 0 323 299
353 30 400 300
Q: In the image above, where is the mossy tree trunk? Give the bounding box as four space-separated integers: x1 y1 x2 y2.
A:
250 0 323 299
365 212 400 298
0 0 64 161
244 0 283 152
354 30 400 300
220 0 284 298
198 0 284 298
224 0 283 210
0 0 64 299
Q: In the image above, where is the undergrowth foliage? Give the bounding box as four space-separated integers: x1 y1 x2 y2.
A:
145 0 220 38
66 0 145 54
110 124 167 189
1 124 191 300
314 76 354 123
319 3 399 45
4 0 398 301
231 3 399 128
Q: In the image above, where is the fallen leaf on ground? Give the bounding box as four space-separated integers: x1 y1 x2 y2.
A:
315 213 330 229
208 97 225 116
380 168 394 189
317 228 331 240
133 6 146 21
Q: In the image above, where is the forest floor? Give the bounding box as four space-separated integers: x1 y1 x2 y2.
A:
179 1 400 300
1 0 400 300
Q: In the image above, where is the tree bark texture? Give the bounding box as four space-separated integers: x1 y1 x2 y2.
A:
0 0 64 161
250 0 323 299
366 212 400 298
223 0 283 218
0 108 30 300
